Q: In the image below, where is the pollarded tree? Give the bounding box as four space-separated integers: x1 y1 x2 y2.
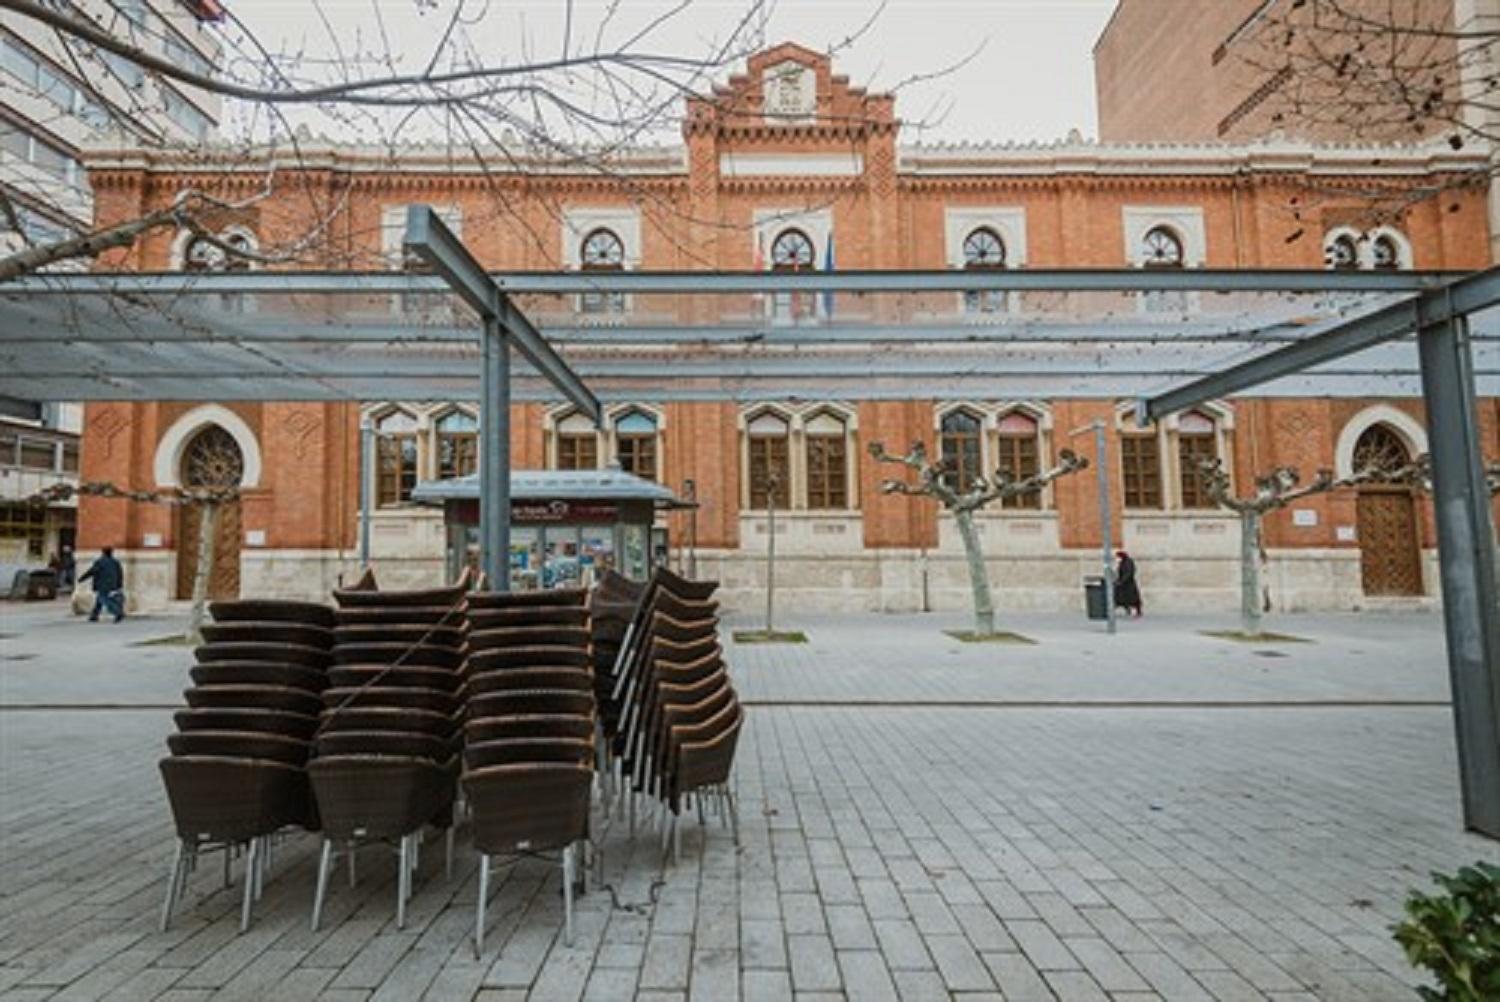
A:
868 440 1088 637
1196 450 1450 637
1196 459 1337 638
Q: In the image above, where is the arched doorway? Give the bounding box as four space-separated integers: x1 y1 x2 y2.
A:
1353 424 1422 596
175 425 244 600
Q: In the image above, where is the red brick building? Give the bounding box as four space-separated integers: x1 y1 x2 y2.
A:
77 43 1495 614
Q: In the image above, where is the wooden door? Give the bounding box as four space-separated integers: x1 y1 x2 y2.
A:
176 502 242 600
1357 490 1422 596
174 425 245 601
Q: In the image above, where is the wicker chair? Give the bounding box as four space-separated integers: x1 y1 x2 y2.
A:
460 588 595 955
305 579 471 932
466 668 592 695
465 762 592 954
189 661 327 690
184 684 323 717
160 599 333 934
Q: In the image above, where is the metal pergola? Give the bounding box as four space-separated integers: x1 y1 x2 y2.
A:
3 205 1499 833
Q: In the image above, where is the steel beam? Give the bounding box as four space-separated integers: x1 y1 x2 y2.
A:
401 206 600 424
495 292 601 425
1140 267 1500 422
1419 311 1500 836
358 416 374 567
0 269 1461 296
402 206 498 320
499 269 1455 294
480 319 511 592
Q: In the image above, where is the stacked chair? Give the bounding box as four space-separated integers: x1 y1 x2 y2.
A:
589 570 645 781
307 572 469 931
609 568 744 861
159 599 334 932
462 588 594 955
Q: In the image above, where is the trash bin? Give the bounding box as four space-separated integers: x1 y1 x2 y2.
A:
1084 576 1108 620
25 569 58 601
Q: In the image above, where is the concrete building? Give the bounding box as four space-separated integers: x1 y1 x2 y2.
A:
1 0 223 569
73 43 1494 614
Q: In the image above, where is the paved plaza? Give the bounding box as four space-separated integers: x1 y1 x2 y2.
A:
1 602 1497 1001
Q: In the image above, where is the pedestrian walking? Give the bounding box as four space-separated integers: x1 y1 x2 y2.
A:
1114 549 1143 618
78 546 126 622
59 547 76 589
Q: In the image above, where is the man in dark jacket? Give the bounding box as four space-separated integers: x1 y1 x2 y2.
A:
78 547 125 622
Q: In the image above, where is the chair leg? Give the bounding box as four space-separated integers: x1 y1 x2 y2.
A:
311 839 333 932
253 837 266 901
239 838 259 934
445 825 455 882
159 839 185 933
696 794 706 827
474 854 490 958
396 835 410 931
728 788 740 848
562 843 576 948
348 841 357 889
221 843 231 889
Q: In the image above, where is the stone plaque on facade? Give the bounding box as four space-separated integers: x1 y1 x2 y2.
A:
764 60 815 120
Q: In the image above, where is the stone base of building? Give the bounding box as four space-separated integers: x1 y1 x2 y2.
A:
77 543 1442 616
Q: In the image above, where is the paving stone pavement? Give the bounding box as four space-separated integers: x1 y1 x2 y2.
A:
1 603 1496 1000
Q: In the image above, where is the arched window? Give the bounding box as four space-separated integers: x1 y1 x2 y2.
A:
805 411 849 509
1371 233 1402 271
1176 410 1218 509
1141 226 1184 269
181 424 245 488
1325 233 1360 271
962 227 1006 314
555 411 598 470
579 227 625 314
939 409 984 494
436 410 478 480
375 410 418 507
996 411 1040 510
614 409 658 481
182 231 253 272
770 229 815 271
747 411 791 509
580 228 624 269
1352 423 1412 474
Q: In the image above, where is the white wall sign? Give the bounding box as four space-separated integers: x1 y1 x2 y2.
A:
1292 509 1318 527
1336 525 1357 542
143 533 162 548
245 529 266 547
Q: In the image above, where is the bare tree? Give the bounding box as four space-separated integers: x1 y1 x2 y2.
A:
868 440 1088 637
1195 449 1459 637
1196 459 1338 637
1235 0 1496 216
0 0 944 279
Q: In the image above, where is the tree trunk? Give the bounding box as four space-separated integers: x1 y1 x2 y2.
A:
954 508 995 635
186 502 217 644
1240 509 1263 637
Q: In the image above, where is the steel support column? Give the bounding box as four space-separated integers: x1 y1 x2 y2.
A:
480 319 511 592
359 416 374 567
1419 312 1500 836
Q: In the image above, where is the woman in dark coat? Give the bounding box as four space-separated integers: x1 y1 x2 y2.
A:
1114 549 1142 617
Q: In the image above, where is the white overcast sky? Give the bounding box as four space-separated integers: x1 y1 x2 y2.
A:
228 0 1118 144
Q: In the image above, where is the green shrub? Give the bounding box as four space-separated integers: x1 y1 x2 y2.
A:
1393 862 1500 1001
